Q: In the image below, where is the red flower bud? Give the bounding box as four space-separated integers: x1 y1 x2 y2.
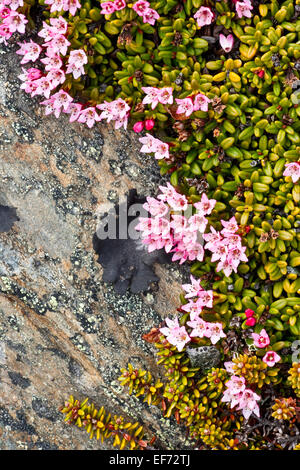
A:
133 121 144 133
245 308 255 318
245 317 256 326
258 70 265 78
145 118 155 130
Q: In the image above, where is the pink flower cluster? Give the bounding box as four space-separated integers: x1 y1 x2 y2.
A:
250 329 281 367
100 0 160 25
141 87 211 116
0 3 27 44
142 86 173 110
44 0 81 16
193 1 252 28
132 0 160 25
159 314 226 352
159 317 191 352
136 187 218 265
16 16 81 101
221 375 260 420
97 98 131 130
180 275 226 345
15 14 131 129
283 161 300 183
176 93 211 116
203 217 248 277
139 133 169 160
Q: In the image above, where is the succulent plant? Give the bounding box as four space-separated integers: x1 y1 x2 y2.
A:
60 395 151 449
288 362 300 397
271 397 297 420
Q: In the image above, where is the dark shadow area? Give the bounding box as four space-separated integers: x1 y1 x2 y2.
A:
0 205 19 232
93 189 171 295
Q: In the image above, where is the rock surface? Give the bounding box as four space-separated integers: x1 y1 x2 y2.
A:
0 41 191 450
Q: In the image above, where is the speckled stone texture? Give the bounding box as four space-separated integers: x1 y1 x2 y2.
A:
0 41 192 450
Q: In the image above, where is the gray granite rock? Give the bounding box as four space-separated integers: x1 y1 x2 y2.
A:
0 41 192 450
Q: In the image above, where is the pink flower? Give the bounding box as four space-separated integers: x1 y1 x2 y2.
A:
68 0 81 16
141 86 161 109
66 49 87 78
188 213 208 233
20 78 39 95
50 16 68 34
44 0 64 13
145 119 155 130
143 197 168 218
219 34 234 53
170 215 188 236
0 7 11 19
235 0 253 18
181 298 204 318
139 133 158 153
159 317 190 352
194 6 214 27
237 389 260 420
40 54 63 71
33 77 54 98
262 351 281 367
46 68 66 87
203 226 223 250
157 183 177 203
221 216 239 235
0 24 11 45
158 87 173 105
5 11 27 34
252 329 270 348
64 102 83 122
225 376 246 395
187 316 209 338
97 98 130 127
52 90 73 111
77 107 101 128
133 121 144 133
196 289 214 309
194 193 216 216
4 0 23 10
114 0 126 10
46 34 70 56
193 93 211 112
175 97 194 117
142 8 160 25
18 67 42 82
283 162 300 183
224 361 235 374
205 322 226 345
100 1 116 14
40 98 58 117
182 275 203 299
16 40 42 64
153 139 169 160
167 191 188 211
132 0 149 15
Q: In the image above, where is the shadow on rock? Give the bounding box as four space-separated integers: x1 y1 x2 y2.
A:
93 189 171 295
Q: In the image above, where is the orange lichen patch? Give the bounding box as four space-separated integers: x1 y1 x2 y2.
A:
49 155 73 187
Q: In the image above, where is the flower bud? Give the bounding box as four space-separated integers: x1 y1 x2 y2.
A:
245 309 255 318
245 317 256 326
133 121 144 133
145 119 155 130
